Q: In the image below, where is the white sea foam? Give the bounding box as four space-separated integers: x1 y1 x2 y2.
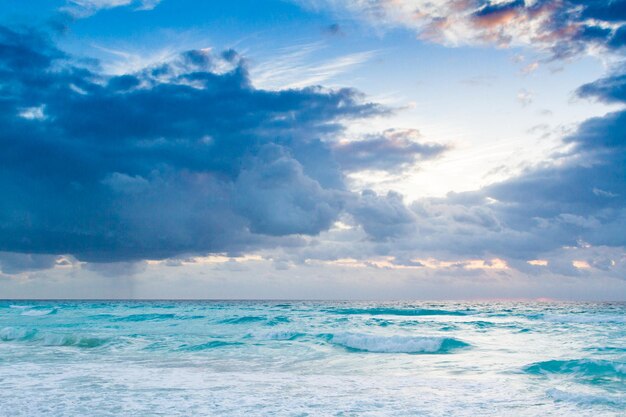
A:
542 314 626 324
547 388 626 407
252 331 304 340
20 308 56 316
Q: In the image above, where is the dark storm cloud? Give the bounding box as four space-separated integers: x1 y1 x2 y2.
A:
0 26 431 267
0 252 61 275
332 129 448 172
350 190 417 240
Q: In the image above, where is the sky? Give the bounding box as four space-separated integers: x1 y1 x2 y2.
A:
1 0 626 300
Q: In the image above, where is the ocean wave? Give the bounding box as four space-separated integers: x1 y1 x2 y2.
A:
583 346 626 353
540 314 626 324
1 327 108 348
251 331 304 341
20 308 57 316
327 333 469 354
365 318 393 327
524 359 625 379
0 327 37 341
41 334 109 348
466 321 496 330
547 388 626 407
220 316 266 324
331 308 469 317
178 340 242 351
266 316 290 326
113 313 176 322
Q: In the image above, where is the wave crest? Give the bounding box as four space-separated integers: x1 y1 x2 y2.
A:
524 359 625 379
220 316 266 324
113 313 176 322
252 331 304 341
20 308 57 316
1 327 108 348
328 333 469 354
0 327 37 341
42 334 109 348
178 341 242 351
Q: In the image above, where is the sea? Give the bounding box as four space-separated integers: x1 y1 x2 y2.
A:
0 300 624 416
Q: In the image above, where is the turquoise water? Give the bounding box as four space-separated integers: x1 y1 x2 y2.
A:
0 301 624 416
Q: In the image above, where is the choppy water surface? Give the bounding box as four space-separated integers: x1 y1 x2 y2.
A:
0 301 624 416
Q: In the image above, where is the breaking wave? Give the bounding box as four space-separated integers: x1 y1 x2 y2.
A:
0 326 37 341
113 313 176 322
524 359 625 379
220 316 267 324
41 334 109 348
1 327 108 348
327 333 469 354
20 308 57 316
178 340 242 351
251 331 305 341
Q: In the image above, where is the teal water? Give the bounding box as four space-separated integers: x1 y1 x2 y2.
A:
0 301 624 416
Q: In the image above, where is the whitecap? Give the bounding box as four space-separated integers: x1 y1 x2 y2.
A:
20 308 57 316
328 333 469 354
0 326 36 341
9 305 34 310
547 388 626 407
523 359 626 379
41 333 109 348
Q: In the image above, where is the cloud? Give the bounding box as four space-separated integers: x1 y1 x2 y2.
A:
297 0 626 58
399 87 626 266
332 129 448 172
0 26 415 267
287 1 626 277
251 42 377 90
281 58 626 277
0 252 61 275
577 70 626 104
4 1 626 285
62 0 161 17
350 190 417 240
516 88 533 106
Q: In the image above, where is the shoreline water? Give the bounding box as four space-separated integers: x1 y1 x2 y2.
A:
1 300 624 416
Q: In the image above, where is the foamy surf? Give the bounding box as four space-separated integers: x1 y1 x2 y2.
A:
547 388 626 407
20 308 57 316
0 301 624 416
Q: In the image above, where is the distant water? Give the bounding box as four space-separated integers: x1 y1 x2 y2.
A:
0 301 624 416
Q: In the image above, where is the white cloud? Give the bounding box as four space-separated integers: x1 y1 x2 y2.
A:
251 42 377 90
63 0 161 17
